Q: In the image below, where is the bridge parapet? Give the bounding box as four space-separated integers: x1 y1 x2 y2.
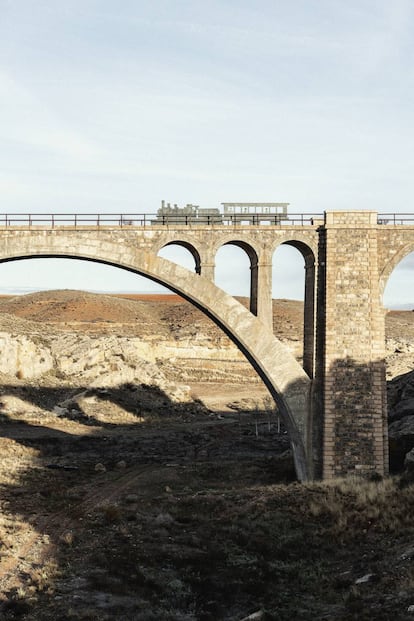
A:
0 213 322 228
2 211 414 228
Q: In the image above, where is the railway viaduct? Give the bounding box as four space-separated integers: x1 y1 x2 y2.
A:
0 209 413 481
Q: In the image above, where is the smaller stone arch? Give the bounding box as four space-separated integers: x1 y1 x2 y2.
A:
379 242 414 300
272 239 316 378
215 238 261 316
157 240 202 275
224 240 260 315
271 238 316 268
210 232 263 260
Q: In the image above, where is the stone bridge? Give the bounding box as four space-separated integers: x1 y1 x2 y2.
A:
0 210 413 481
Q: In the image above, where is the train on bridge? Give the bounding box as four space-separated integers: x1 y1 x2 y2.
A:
151 201 289 225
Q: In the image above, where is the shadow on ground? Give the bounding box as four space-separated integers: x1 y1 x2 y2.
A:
0 383 297 621
2 367 414 620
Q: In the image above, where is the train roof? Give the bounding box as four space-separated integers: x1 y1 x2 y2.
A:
221 202 289 207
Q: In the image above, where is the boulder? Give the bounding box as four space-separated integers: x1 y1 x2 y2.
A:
389 399 414 423
388 369 414 417
404 447 414 471
389 415 414 471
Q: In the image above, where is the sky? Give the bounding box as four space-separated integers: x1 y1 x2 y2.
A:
1 1 414 306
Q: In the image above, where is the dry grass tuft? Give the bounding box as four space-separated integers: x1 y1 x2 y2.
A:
306 476 414 538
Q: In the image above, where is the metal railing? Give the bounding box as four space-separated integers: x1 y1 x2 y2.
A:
0 214 149 227
378 214 414 225
3 213 414 227
0 213 323 228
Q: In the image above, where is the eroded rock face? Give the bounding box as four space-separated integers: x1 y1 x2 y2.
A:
0 330 191 402
0 301 254 405
0 332 53 379
53 334 191 401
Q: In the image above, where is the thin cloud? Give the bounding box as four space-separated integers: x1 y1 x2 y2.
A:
0 1 414 294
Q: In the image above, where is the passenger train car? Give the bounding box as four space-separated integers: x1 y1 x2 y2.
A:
152 201 289 224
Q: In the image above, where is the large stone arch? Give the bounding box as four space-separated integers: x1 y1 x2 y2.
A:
0 232 312 480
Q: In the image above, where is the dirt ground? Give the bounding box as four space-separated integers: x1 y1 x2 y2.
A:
0 292 414 620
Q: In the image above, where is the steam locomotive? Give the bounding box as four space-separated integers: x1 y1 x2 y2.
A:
151 201 289 224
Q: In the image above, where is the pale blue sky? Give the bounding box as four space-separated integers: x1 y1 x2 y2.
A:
0 1 413 306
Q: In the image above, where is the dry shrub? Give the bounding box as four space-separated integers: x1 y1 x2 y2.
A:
59 530 74 546
99 503 122 523
306 476 414 538
31 559 59 589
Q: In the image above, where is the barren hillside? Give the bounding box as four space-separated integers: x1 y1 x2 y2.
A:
0 291 414 620
0 290 304 338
